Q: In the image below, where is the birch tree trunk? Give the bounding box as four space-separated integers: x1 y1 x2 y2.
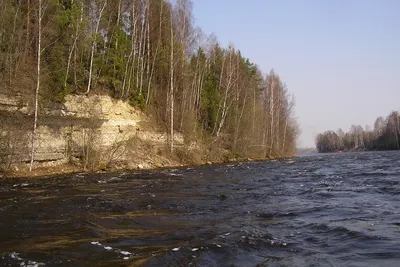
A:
275 91 281 151
196 59 208 121
211 53 225 135
146 1 163 104
136 5 144 90
268 77 275 156
65 2 83 87
169 12 175 153
24 0 30 59
281 119 288 153
85 0 107 95
214 49 237 141
126 2 138 98
29 0 42 171
281 96 293 153
234 82 249 153
121 2 134 98
139 4 147 95
145 0 150 87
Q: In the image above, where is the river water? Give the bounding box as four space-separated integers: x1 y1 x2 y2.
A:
1 151 400 266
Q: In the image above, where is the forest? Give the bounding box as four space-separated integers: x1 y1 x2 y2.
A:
316 111 400 153
0 0 299 165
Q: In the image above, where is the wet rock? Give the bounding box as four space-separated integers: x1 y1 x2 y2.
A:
219 193 227 200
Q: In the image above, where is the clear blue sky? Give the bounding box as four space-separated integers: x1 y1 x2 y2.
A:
192 0 400 147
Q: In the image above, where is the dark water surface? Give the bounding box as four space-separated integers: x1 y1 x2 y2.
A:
1 151 400 266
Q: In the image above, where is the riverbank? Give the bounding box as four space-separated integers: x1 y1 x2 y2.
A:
316 147 400 153
1 94 295 178
0 154 286 179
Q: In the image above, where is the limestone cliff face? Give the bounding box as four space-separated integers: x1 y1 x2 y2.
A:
0 94 185 170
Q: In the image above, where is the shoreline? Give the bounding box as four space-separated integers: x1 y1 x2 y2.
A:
0 155 292 180
316 148 400 154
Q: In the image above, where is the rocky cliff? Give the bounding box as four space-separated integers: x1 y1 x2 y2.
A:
0 94 192 174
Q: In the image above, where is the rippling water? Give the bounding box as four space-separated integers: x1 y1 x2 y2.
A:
1 151 400 266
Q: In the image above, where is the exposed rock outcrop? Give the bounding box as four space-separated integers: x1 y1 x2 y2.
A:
0 94 187 172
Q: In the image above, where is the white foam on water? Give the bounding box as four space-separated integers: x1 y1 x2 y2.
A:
9 252 44 266
21 261 43 267
10 252 22 260
172 247 180 251
90 242 134 260
191 248 199 251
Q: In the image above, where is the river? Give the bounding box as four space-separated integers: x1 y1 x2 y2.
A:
1 151 400 266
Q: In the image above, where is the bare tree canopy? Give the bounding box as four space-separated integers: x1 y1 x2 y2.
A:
316 111 400 152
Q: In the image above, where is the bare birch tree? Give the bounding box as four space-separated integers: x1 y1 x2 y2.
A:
65 1 83 87
29 0 43 171
85 0 107 95
169 8 175 153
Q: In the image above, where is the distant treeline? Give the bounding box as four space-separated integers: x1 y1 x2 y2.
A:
0 0 298 165
316 111 400 153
